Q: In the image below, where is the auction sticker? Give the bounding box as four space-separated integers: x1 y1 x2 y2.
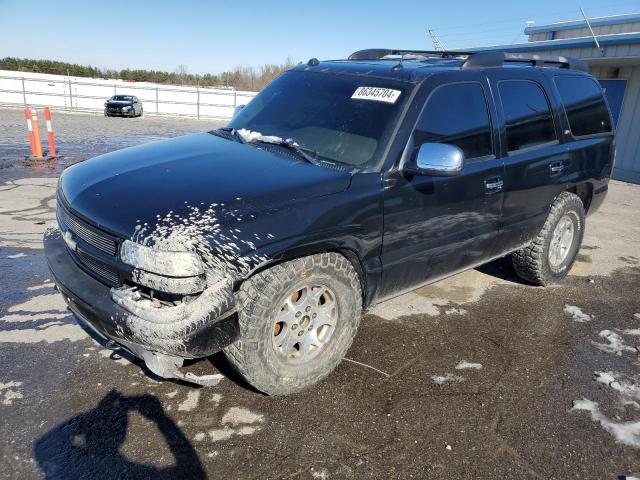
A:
351 87 401 104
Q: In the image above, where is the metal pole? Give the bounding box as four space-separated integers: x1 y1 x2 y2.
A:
67 69 73 109
580 7 604 55
196 77 200 119
234 92 237 107
114 84 117 95
21 77 26 106
155 86 159 114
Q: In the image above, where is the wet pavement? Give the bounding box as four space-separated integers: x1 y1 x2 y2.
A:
1 108 640 479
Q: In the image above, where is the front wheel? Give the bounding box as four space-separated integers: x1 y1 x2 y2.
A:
512 192 585 286
224 253 362 395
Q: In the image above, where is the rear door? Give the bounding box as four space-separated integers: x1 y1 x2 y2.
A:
379 74 504 299
486 69 568 253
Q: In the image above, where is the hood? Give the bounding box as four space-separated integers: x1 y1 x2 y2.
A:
106 100 133 105
60 132 351 238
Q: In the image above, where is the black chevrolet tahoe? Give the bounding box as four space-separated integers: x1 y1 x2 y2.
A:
44 50 615 394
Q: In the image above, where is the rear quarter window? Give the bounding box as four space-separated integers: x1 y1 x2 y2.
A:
554 76 612 136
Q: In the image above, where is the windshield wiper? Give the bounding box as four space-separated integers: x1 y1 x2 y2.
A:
255 138 320 166
219 127 320 165
217 127 246 144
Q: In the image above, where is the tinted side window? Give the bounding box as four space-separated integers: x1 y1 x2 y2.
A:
415 83 492 159
499 80 556 152
554 76 612 136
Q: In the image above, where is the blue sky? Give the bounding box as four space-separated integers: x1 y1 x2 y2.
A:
0 0 638 74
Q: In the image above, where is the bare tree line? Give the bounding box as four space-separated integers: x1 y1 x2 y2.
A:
1 56 297 91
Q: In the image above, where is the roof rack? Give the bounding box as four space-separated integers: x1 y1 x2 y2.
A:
347 49 588 72
348 49 474 60
461 51 588 71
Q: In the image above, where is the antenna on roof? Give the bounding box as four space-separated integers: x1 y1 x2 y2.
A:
428 29 446 51
580 7 605 56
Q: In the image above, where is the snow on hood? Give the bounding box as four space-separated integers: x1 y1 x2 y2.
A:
236 128 285 145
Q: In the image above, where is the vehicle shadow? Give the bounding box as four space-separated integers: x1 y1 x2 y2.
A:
474 255 531 285
33 390 207 480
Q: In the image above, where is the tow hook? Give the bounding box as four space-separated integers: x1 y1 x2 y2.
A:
141 350 224 387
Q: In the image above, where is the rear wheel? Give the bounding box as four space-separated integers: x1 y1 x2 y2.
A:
224 253 362 395
512 192 585 286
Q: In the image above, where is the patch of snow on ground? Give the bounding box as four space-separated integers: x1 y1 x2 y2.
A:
455 361 482 370
593 330 638 356
595 371 640 407
311 468 329 479
177 390 200 412
208 406 264 442
221 407 264 426
6 253 27 258
564 305 592 322
619 328 640 336
572 399 640 447
431 373 464 384
445 307 468 315
26 282 55 291
0 381 23 406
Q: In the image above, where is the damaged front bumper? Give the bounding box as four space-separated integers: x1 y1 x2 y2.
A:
44 229 239 385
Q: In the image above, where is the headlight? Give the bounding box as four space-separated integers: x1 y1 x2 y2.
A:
120 240 204 277
122 105 131 110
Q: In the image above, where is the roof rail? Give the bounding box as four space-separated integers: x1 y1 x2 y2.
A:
347 49 588 72
348 49 474 60
461 51 588 71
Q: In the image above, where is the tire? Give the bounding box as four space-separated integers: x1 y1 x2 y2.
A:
104 109 109 117
512 192 585 286
224 253 362 395
139 108 143 117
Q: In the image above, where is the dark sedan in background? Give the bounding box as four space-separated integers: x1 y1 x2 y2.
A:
104 95 143 117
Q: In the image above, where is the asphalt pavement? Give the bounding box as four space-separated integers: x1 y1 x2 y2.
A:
1 108 639 479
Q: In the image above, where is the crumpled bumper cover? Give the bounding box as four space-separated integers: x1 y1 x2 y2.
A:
43 229 239 360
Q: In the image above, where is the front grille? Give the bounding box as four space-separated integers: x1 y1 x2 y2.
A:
76 249 120 285
59 207 118 256
56 197 123 286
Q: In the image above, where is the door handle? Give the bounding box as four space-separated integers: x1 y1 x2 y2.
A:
484 177 504 194
550 162 565 175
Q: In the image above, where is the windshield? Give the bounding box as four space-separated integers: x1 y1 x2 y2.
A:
111 95 133 101
228 71 409 168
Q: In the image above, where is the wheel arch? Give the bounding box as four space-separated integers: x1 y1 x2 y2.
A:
566 182 594 213
236 244 371 308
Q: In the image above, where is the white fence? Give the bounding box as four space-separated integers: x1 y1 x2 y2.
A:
0 70 258 120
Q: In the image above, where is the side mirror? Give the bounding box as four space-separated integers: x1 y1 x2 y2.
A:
232 104 245 119
405 143 464 177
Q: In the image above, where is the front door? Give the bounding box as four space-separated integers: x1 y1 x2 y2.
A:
379 76 504 299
